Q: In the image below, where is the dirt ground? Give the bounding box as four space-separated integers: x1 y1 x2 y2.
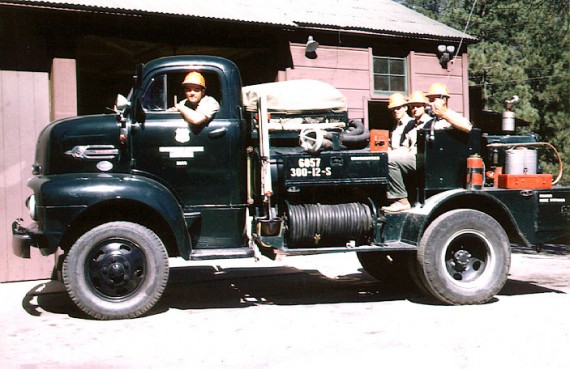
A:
1 245 569 369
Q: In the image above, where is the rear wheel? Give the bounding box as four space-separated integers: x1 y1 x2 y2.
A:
416 209 510 305
63 221 169 320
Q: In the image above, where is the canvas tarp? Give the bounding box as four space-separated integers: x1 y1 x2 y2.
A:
242 79 347 114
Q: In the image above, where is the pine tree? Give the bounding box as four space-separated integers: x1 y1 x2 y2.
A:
402 0 570 184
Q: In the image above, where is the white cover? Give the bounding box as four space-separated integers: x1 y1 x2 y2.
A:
242 79 347 113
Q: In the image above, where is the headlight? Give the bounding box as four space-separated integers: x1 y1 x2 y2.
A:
26 195 37 220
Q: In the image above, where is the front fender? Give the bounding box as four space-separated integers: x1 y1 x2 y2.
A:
30 173 191 257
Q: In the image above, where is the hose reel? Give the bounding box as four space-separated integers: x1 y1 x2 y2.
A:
299 119 370 153
285 202 373 247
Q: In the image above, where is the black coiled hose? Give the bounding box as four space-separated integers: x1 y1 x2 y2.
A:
286 202 373 247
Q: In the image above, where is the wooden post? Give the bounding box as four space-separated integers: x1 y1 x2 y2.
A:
50 58 77 121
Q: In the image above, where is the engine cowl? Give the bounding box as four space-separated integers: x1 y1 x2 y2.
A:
34 115 124 175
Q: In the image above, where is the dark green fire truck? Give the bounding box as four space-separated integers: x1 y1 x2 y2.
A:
12 56 570 319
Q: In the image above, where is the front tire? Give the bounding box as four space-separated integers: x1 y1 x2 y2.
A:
62 222 169 320
416 209 510 305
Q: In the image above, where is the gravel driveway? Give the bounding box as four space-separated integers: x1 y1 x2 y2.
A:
1 245 569 369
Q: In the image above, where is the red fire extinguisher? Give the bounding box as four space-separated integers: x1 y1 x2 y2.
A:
466 154 484 190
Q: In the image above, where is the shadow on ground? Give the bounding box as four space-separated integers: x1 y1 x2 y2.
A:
511 243 570 256
21 260 565 319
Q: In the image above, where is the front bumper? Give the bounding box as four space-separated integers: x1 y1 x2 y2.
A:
12 218 32 258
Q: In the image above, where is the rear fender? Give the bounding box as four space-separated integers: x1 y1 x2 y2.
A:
399 189 526 246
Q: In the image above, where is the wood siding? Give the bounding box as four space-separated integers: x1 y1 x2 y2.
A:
50 59 78 122
285 45 470 124
409 51 469 118
1 59 77 282
0 70 52 282
285 43 371 121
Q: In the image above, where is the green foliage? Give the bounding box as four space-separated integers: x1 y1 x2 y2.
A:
402 0 570 184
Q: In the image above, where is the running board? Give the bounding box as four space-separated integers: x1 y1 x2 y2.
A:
190 247 255 260
278 242 417 256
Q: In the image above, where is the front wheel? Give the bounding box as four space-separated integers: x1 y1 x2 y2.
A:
62 222 169 320
416 209 511 305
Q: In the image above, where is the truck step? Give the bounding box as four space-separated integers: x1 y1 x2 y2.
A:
190 247 255 260
278 242 417 256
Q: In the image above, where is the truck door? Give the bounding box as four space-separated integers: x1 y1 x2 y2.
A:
131 69 242 208
131 67 247 249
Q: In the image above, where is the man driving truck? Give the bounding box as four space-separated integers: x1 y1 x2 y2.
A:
176 71 220 126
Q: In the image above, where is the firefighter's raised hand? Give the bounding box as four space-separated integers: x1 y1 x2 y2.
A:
176 101 187 112
430 99 448 118
430 99 472 133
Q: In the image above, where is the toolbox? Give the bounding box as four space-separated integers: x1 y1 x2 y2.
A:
497 174 552 189
369 129 389 152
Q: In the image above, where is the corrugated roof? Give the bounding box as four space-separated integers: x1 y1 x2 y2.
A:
0 0 476 42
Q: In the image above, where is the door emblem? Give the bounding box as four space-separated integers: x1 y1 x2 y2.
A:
159 146 204 158
175 128 191 143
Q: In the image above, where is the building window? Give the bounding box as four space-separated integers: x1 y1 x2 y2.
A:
372 56 407 95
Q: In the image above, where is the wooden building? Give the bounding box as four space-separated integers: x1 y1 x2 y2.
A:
0 0 476 282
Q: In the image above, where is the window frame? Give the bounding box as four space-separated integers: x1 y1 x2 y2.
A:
372 56 408 97
140 69 223 115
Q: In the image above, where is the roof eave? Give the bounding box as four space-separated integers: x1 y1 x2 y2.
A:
0 1 477 43
295 24 477 44
0 2 297 27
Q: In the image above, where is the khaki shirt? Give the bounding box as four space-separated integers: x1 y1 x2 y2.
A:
391 115 413 149
181 96 220 119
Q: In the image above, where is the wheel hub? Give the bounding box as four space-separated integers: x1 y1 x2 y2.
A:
87 240 146 299
445 233 489 283
108 260 128 283
452 250 472 271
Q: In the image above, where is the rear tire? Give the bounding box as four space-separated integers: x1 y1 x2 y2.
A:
63 221 169 320
416 209 510 305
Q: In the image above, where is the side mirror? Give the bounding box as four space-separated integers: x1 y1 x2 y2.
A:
113 94 129 127
115 94 130 111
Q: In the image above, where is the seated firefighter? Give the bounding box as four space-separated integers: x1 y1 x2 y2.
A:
176 71 220 126
381 83 473 213
387 92 413 149
425 82 472 133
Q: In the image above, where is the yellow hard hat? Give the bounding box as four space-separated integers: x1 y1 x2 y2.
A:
388 93 408 109
182 71 206 89
408 91 428 105
426 82 449 98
